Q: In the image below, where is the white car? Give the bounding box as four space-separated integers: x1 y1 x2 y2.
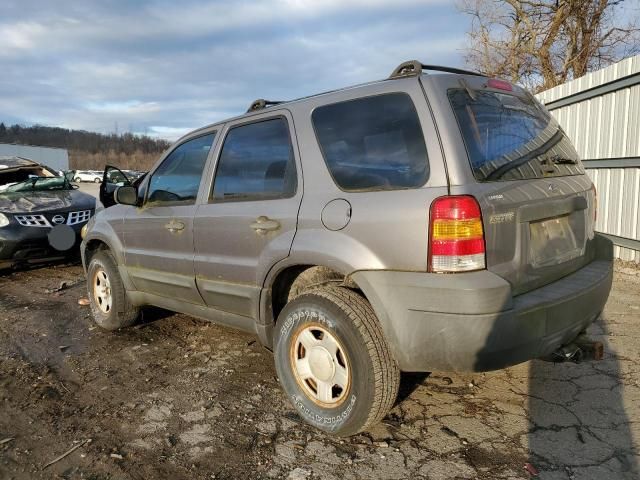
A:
73 170 102 183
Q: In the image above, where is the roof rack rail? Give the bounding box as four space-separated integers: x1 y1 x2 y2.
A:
389 60 484 79
247 98 283 113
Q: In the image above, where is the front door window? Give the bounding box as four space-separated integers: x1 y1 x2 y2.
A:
147 133 215 205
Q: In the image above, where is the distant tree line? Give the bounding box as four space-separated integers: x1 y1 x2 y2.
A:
0 123 171 171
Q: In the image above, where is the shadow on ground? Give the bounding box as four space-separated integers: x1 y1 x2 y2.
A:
527 294 639 478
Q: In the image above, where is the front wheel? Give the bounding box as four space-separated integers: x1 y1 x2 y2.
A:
87 250 139 330
274 286 399 436
74 177 81 182
94 178 101 183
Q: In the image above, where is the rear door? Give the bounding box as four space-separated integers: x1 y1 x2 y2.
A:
425 75 596 295
193 111 302 321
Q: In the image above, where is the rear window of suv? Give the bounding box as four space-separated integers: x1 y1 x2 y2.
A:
448 88 584 182
312 93 429 191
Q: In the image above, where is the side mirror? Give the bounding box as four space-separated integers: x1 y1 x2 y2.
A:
115 185 138 206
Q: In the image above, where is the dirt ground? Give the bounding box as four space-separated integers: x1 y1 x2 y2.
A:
0 261 639 480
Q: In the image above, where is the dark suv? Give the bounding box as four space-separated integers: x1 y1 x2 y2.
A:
0 157 95 269
81 60 613 436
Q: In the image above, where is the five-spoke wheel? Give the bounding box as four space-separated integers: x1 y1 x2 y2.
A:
290 324 351 407
92 268 112 314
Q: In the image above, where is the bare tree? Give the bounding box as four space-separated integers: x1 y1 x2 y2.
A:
459 0 640 91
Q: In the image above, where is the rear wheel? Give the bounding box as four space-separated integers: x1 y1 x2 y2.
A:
274 286 399 436
87 250 139 330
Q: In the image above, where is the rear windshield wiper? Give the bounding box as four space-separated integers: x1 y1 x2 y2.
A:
549 155 578 165
485 129 565 181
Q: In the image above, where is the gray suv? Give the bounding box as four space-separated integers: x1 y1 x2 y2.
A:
81 60 613 436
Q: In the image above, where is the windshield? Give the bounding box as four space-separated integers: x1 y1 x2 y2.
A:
448 88 584 182
2 176 72 193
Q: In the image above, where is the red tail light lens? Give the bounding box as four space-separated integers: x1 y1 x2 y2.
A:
429 195 486 273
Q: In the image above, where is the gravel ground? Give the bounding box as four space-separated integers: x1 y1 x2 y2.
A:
0 261 638 479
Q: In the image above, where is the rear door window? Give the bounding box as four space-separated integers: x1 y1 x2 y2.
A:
448 89 585 181
212 118 296 201
312 93 429 191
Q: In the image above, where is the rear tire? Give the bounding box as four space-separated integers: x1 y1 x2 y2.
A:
87 250 139 330
287 266 343 302
274 286 399 436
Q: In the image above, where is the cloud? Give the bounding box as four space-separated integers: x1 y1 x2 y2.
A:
0 21 47 50
0 0 467 141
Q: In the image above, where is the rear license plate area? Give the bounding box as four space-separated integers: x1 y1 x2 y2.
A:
529 215 582 268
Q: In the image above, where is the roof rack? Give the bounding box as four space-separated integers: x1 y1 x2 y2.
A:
247 98 283 113
389 60 485 80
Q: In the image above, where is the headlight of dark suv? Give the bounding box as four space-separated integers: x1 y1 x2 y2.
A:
0 213 9 228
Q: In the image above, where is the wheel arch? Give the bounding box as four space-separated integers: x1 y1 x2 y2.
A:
257 261 370 349
81 232 128 285
83 238 110 263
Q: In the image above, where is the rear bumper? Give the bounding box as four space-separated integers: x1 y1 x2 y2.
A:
352 234 614 372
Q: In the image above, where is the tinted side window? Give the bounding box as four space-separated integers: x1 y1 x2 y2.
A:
147 133 215 205
312 93 429 191
212 118 296 201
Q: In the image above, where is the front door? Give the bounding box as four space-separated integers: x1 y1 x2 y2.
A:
122 132 216 304
193 113 302 319
99 166 131 209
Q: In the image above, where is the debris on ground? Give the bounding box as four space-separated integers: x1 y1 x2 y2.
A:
42 439 91 470
46 280 76 294
524 462 539 476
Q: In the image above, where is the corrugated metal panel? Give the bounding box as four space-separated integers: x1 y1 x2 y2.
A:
586 168 640 262
537 56 640 263
537 56 640 104
0 143 69 171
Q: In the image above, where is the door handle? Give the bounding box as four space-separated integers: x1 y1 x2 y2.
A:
164 219 185 233
250 216 280 235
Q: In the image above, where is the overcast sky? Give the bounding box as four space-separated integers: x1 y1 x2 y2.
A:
0 0 467 141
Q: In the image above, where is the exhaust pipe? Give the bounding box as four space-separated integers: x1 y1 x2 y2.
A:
543 335 604 363
574 335 604 361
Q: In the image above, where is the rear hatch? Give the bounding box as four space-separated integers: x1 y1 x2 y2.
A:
432 76 596 295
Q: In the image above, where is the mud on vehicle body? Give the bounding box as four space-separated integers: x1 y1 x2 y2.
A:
82 60 613 436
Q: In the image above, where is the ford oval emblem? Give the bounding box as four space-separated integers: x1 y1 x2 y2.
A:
52 215 66 225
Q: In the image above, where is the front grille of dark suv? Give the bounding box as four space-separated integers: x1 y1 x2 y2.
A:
14 210 93 227
67 210 92 225
14 215 51 227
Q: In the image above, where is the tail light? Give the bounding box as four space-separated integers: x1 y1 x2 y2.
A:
429 195 486 273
